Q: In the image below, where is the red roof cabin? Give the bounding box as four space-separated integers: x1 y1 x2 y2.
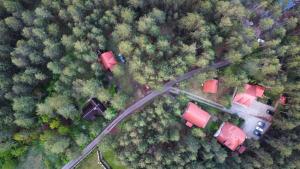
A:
233 93 256 107
98 51 117 71
214 122 246 151
244 84 265 98
203 79 218 94
182 102 211 128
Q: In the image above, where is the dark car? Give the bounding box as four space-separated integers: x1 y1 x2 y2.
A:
117 54 126 63
253 129 262 137
96 49 105 55
266 109 274 116
257 121 266 128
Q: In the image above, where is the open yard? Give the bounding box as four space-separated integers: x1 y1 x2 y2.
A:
98 137 127 169
76 150 100 169
76 139 127 169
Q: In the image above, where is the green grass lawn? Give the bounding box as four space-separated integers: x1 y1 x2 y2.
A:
99 142 127 169
76 150 101 169
77 139 126 169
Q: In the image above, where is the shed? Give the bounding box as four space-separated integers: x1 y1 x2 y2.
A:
182 102 211 128
82 98 106 120
214 122 246 151
98 51 117 71
279 95 287 105
244 84 265 98
203 79 218 94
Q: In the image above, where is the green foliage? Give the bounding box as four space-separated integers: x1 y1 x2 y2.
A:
191 128 206 138
45 136 71 154
74 133 89 147
0 0 299 168
1 158 16 169
259 18 274 31
12 97 35 114
57 126 70 135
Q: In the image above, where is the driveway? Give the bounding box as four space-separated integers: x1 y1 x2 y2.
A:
241 115 271 140
170 87 274 140
230 102 273 140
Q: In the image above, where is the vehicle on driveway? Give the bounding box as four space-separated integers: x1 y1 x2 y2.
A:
253 121 266 137
257 121 265 128
255 126 264 132
266 109 274 116
253 129 262 137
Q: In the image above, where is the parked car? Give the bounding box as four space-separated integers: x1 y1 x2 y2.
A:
253 121 266 137
266 109 274 116
267 99 272 106
256 126 263 132
117 54 126 63
96 49 104 55
257 121 266 128
253 129 262 137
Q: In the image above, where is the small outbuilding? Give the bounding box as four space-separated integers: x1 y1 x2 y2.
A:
82 98 106 121
279 95 287 105
182 102 211 128
233 93 256 107
98 51 117 71
244 84 265 98
203 79 218 94
214 122 246 151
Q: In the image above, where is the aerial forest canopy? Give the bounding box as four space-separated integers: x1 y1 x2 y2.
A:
0 0 299 168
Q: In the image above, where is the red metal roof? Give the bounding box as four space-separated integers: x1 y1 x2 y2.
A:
280 95 287 105
233 93 256 107
237 145 247 154
214 122 246 151
99 51 117 71
203 79 218 94
182 102 211 128
244 84 265 98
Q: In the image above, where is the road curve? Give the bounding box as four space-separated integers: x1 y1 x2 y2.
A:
62 60 230 169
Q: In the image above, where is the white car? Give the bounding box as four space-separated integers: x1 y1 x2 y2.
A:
255 126 264 132
257 38 265 43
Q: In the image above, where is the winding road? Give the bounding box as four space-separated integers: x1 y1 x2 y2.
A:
62 60 230 169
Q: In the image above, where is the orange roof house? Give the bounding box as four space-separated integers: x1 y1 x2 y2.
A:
203 79 218 94
233 93 256 107
214 122 246 151
244 84 265 98
98 51 117 71
182 102 211 128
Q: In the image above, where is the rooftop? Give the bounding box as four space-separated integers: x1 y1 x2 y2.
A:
230 97 274 139
233 93 257 107
82 98 106 120
99 51 117 71
279 95 287 105
182 102 211 128
244 84 265 98
202 79 218 94
214 122 246 151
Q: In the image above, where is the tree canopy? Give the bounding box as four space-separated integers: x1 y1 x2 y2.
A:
0 0 299 168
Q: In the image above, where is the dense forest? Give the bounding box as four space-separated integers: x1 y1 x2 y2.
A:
0 0 299 169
